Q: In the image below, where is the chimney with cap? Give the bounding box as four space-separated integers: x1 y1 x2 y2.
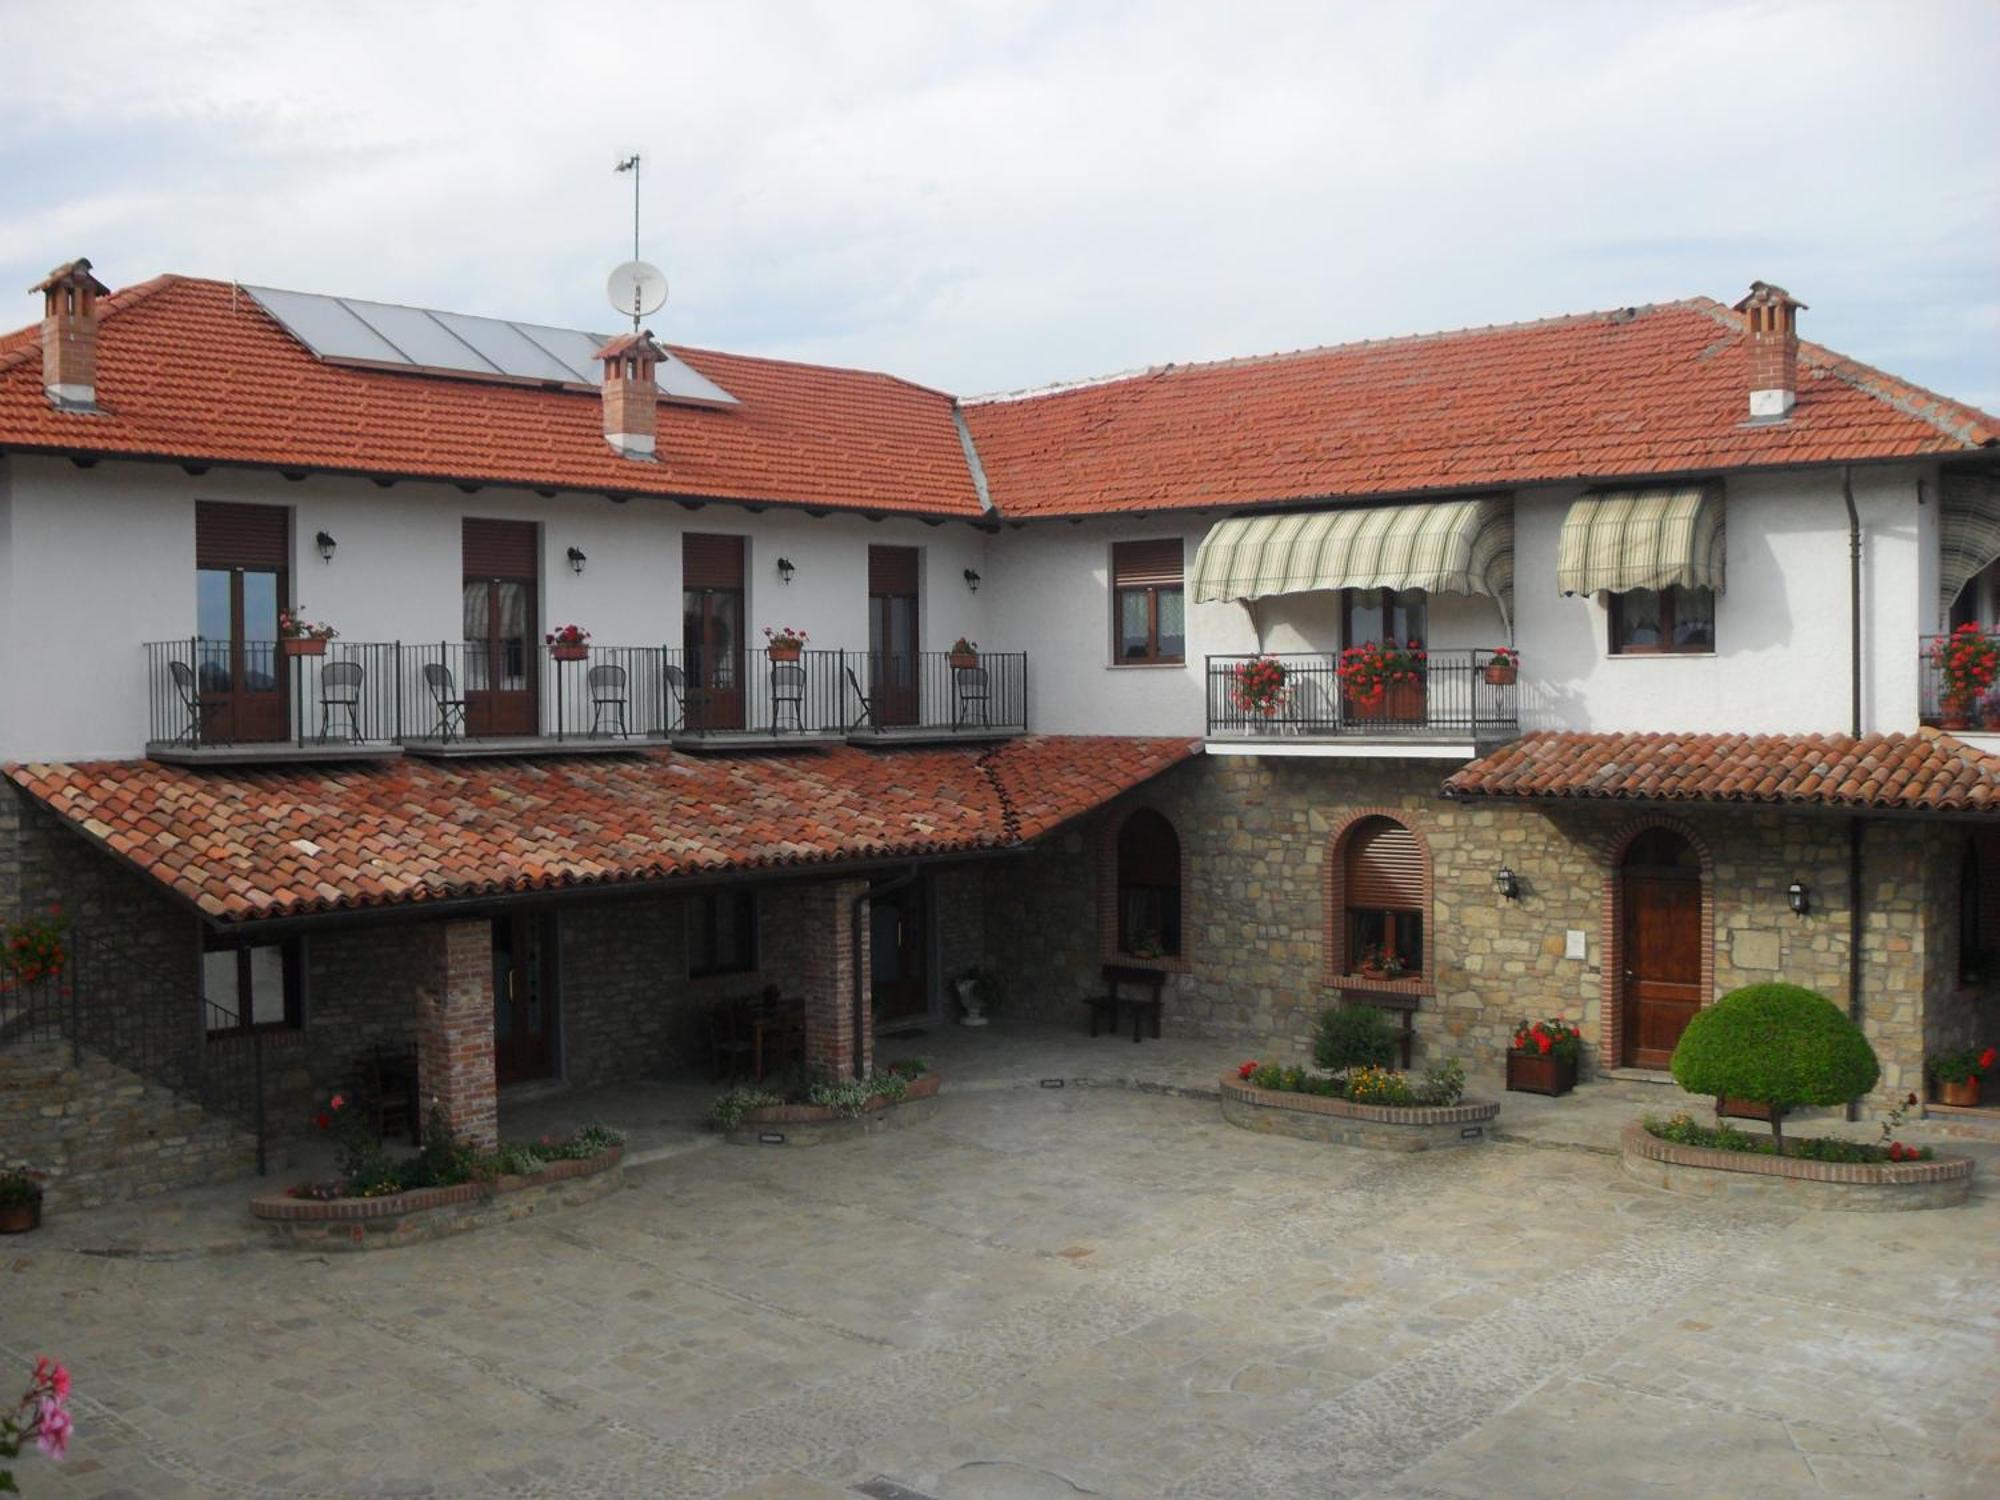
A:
595 329 667 459
34 258 111 411
1733 280 1805 420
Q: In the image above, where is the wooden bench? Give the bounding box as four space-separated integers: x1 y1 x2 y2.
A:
1338 988 1418 1070
1085 964 1166 1043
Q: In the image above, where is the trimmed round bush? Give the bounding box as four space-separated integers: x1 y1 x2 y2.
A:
1670 983 1879 1151
1313 1004 1397 1073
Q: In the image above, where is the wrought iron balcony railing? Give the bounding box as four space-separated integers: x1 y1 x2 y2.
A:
1205 649 1518 740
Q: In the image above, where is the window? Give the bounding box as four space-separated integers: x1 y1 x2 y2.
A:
1341 587 1427 648
1115 809 1182 958
203 939 304 1033
689 890 757 977
1342 816 1425 979
1112 540 1185 664
1610 586 1715 654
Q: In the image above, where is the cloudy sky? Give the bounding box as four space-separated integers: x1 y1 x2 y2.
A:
3 0 1994 407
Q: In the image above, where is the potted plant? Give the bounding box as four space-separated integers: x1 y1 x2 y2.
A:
763 626 809 663
1930 1044 1995 1107
3 905 67 984
1484 647 1518 686
1930 622 1998 729
1354 945 1407 982
1337 639 1427 722
948 637 980 670
1507 1016 1581 1095
1981 692 2000 732
545 624 591 661
278 610 338 657
0 1170 45 1234
1230 655 1289 721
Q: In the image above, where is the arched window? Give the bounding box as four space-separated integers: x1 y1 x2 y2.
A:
1116 809 1182 959
1342 815 1425 978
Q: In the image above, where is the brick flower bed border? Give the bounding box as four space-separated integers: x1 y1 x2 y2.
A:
725 1072 942 1146
250 1146 623 1251
1619 1123 1972 1211
1218 1075 1498 1152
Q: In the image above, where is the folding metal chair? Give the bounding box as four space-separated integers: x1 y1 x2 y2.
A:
952 664 991 730
318 660 364 741
167 659 215 747
662 662 687 732
770 662 806 732
587 664 630 738
422 662 467 742
845 665 878 731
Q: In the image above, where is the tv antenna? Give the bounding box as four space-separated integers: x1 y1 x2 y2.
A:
608 154 667 331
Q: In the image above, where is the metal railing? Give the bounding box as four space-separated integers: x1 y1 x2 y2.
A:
848 651 1028 736
676 646 848 738
146 638 401 748
1918 631 2000 729
1205 649 1517 739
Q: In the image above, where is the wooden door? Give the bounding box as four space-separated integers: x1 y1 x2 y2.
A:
493 914 557 1085
683 535 746 731
195 502 288 743
463 519 538 737
870 879 929 1026
1622 870 1702 1069
869 546 920 728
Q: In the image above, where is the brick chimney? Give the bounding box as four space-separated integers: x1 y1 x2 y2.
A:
594 330 667 459
1733 280 1805 420
33 258 111 410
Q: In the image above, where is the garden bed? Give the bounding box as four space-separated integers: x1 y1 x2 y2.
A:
1619 1122 1972 1211
721 1070 942 1146
251 1145 625 1250
1219 1074 1498 1151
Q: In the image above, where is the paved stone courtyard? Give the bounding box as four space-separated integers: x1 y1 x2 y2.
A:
4 1078 1995 1499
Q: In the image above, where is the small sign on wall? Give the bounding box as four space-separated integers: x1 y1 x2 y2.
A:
1564 929 1587 961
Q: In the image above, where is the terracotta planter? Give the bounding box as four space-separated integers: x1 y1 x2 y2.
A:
1506 1050 1576 1096
1716 1096 1775 1121
1938 1076 1981 1108
0 1198 42 1234
1346 679 1426 724
948 651 979 670
766 643 803 663
1941 698 1974 730
1484 662 1518 686
549 643 588 661
280 637 328 658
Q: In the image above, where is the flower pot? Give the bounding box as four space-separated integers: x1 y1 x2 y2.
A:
550 643 588 662
1716 1096 1774 1121
1941 698 1974 730
1484 662 1517 686
1506 1050 1576 1096
0 1198 42 1234
1938 1076 1981 1108
948 651 978 670
1347 680 1426 724
280 637 328 658
766 644 803 663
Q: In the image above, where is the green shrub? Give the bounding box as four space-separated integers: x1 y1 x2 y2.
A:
1643 1112 1930 1163
1413 1057 1466 1107
1313 1005 1398 1073
711 1086 782 1128
1670 984 1880 1152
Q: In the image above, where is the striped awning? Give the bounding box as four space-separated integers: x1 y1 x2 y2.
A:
1556 483 1725 596
1939 473 2000 619
1190 497 1514 624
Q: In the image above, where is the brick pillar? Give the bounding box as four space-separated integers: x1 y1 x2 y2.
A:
415 919 498 1150
802 879 872 1081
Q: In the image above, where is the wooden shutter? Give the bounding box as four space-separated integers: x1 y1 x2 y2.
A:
868 545 919 596
1117 809 1181 885
683 533 745 590
195 502 288 569
463 518 537 579
1346 818 1424 910
1113 538 1183 588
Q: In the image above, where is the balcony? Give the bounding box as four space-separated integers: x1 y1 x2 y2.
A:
144 639 407 765
1919 629 2000 741
843 650 1028 746
1204 650 1518 756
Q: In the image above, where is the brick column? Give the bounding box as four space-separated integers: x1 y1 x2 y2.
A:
802 878 872 1081
415 919 498 1150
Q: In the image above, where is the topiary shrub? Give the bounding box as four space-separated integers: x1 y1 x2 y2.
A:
1669 983 1879 1153
1313 1004 1398 1073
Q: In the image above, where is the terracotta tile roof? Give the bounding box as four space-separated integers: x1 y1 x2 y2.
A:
1442 729 2000 815
0 276 983 517
962 300 2000 517
5 736 1198 925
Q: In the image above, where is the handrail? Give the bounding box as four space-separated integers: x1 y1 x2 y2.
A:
1204 648 1517 738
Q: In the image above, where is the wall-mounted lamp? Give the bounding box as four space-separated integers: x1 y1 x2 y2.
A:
1786 881 1810 916
1493 865 1520 902
776 556 796 585
315 530 337 563
566 546 587 576
963 568 982 593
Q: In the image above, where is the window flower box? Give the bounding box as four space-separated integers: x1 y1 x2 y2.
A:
948 638 979 670
280 636 328 658
764 626 808 662
278 610 337 655
545 625 591 661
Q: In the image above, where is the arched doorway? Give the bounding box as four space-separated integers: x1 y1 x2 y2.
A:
1620 827 1703 1068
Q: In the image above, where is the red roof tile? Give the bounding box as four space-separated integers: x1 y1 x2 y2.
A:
1442 729 2000 815
6 737 1198 924
963 301 1999 516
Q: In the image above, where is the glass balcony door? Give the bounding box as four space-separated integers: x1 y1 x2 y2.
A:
195 565 286 742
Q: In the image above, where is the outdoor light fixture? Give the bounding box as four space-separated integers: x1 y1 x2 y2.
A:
1787 881 1810 916
315 530 337 562
567 546 587 575
777 556 796 585
1494 865 1520 902
963 568 982 592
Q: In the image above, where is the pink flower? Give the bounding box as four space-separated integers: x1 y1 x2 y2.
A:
34 1394 72 1459
329 1092 347 1111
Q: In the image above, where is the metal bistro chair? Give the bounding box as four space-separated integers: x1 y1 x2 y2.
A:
422 662 468 743
318 660 364 742
770 662 806 733
953 664 991 730
167 659 215 747
661 662 687 733
587 663 631 738
844 665 878 731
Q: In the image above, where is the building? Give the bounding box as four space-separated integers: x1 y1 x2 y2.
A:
2 258 1997 1203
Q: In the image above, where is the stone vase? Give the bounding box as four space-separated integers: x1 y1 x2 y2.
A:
954 976 988 1027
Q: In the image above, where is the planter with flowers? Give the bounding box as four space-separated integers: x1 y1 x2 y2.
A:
1483 647 1518 686
0 1170 45 1234
1230 655 1289 723
545 624 591 661
1930 622 1999 729
1338 639 1427 723
279 610 338 657
1 1354 75 1484
3 905 67 987
1353 945 1408 983
1930 1044 1995 1108
763 626 809 663
948 637 979 670
1506 1017 1581 1096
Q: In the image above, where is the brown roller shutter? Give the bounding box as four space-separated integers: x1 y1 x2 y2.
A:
683 533 745 590
463 518 537 579
1346 818 1425 909
868 545 919 596
1113 538 1184 587
196 502 289 569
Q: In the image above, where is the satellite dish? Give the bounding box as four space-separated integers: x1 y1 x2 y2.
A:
606 261 668 325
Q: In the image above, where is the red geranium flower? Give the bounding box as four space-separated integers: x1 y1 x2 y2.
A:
1238 1060 1258 1079
1980 1047 1996 1072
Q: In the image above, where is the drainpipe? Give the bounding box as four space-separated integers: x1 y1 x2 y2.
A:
850 866 917 1081
1844 467 1865 1121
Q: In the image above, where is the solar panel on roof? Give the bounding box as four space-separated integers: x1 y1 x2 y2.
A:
240 285 738 406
